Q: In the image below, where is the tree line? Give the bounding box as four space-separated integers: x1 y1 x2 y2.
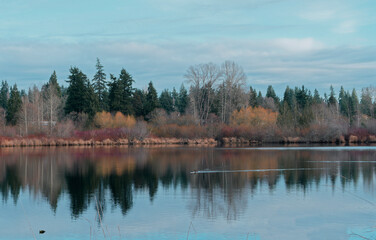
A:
0 59 375 141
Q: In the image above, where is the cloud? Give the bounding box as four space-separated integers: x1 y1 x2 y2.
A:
300 10 336 21
0 37 375 96
335 20 357 34
271 38 324 53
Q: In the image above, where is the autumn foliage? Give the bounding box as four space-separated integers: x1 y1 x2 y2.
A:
230 106 278 128
94 111 136 129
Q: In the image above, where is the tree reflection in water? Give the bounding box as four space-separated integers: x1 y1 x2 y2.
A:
0 147 376 220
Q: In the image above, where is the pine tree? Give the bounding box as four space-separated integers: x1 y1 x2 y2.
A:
313 89 322 105
338 86 350 118
47 71 61 96
6 84 22 125
328 85 337 107
92 58 108 111
256 91 263 106
119 68 134 115
249 86 258 108
133 89 146 117
266 85 279 105
360 88 373 117
65 67 90 115
171 87 179 112
0 80 9 110
283 86 295 110
159 89 173 114
177 84 189 114
108 69 134 115
350 88 359 125
84 81 99 119
108 74 122 113
144 81 159 117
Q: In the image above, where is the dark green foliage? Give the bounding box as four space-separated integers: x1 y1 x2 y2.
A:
132 89 146 117
177 84 189 114
283 86 295 109
84 82 99 119
171 87 179 112
92 58 108 111
360 88 373 117
0 80 9 110
65 67 98 119
339 86 351 119
328 85 337 107
295 86 311 111
313 89 322 105
159 89 174 114
266 85 279 105
256 91 264 106
108 74 122 113
6 84 22 125
108 68 134 115
249 87 258 108
278 85 314 129
144 81 159 117
48 71 61 96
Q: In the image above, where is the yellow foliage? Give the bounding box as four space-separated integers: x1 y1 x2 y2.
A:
230 106 278 128
94 111 136 129
94 111 113 128
113 112 136 128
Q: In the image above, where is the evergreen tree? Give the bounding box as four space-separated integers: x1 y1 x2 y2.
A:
0 80 9 110
283 86 295 109
338 86 350 119
132 89 146 117
171 87 179 112
256 91 264 106
65 67 93 115
328 85 337 107
108 69 134 115
85 82 99 119
360 88 373 117
249 86 258 108
119 68 134 115
295 86 310 110
159 89 173 114
144 81 159 117
350 88 359 125
6 84 22 125
177 84 189 114
47 71 61 96
313 89 322 105
266 85 279 105
92 58 108 111
108 74 122 112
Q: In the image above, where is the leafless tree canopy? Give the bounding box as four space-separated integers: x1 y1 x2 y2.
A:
185 63 222 125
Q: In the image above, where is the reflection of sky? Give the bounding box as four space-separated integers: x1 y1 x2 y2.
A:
2 174 376 239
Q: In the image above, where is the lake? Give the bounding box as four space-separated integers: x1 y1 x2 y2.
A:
1 146 376 240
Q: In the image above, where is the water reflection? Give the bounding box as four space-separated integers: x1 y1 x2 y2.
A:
1 147 376 221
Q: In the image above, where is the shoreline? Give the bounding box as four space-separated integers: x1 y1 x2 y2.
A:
0 135 376 148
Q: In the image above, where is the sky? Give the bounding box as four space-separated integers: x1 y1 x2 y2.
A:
0 0 376 95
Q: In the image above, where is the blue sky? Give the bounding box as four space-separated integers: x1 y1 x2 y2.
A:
0 0 376 95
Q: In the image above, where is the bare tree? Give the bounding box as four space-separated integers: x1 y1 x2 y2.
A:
44 83 61 135
185 63 222 125
219 61 247 124
20 95 30 135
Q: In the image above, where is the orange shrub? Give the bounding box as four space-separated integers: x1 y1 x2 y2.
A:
94 111 136 129
230 106 278 128
94 111 113 128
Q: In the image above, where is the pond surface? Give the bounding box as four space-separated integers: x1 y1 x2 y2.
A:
1 146 376 240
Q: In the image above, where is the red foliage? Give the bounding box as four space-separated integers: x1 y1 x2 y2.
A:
348 127 370 138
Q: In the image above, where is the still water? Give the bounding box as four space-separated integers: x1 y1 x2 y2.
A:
1 146 376 240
